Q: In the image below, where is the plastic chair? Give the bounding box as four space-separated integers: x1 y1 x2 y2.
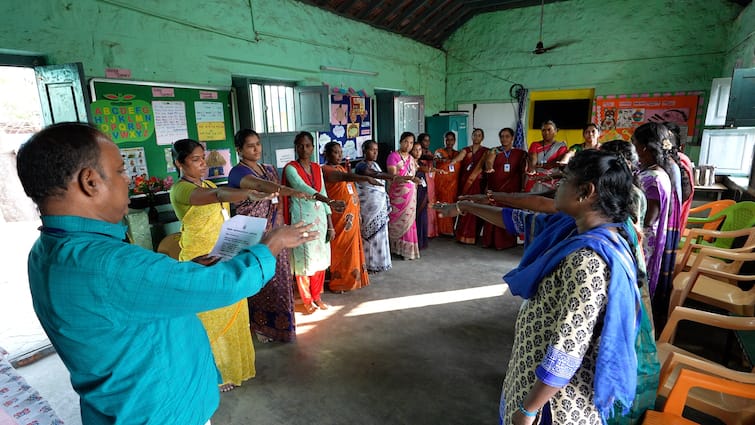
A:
686 200 736 232
656 307 755 374
674 227 755 276
653 307 755 424
669 248 755 317
643 367 755 425
156 232 181 260
679 199 736 248
684 201 755 250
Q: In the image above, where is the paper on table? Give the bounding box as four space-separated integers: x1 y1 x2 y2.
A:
209 215 268 261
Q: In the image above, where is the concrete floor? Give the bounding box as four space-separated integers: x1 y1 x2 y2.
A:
15 236 525 425
11 235 742 425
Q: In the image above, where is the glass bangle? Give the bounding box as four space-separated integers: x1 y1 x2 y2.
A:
518 403 538 417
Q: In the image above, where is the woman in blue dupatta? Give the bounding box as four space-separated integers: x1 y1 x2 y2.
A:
436 150 642 425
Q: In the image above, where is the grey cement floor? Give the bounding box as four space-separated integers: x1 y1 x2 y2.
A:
15 236 524 425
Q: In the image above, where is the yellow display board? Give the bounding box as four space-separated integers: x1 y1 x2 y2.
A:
527 88 595 148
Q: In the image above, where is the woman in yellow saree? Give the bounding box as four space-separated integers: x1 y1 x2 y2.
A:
169 138 278 392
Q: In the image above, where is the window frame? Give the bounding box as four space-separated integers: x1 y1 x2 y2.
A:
248 80 296 134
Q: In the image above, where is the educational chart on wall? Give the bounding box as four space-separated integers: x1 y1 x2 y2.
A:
90 79 235 188
317 92 371 163
120 147 148 183
593 92 704 145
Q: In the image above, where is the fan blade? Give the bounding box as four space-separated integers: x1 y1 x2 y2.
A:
538 39 578 53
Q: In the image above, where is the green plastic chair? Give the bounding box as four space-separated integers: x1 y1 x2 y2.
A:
686 201 755 249
678 199 736 248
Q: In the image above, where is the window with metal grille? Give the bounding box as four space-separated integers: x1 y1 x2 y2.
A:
250 83 295 133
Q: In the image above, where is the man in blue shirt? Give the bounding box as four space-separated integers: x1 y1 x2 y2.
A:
16 123 317 425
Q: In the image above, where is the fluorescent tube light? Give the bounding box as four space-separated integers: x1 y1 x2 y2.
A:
320 65 378 76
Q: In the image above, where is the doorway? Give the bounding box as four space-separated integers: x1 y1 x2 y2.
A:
0 65 50 363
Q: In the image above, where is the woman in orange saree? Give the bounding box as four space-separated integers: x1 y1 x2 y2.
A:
433 131 459 236
416 133 438 238
322 142 380 292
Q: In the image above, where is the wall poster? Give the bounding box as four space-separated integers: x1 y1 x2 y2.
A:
317 93 371 163
593 92 704 145
90 78 235 190
120 147 148 182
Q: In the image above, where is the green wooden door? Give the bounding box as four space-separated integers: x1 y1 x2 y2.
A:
34 62 90 124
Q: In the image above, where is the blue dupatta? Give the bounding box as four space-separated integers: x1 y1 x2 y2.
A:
502 211 641 422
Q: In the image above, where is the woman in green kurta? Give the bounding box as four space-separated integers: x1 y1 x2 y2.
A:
282 132 345 314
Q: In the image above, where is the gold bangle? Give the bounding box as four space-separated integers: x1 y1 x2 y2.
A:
455 202 466 216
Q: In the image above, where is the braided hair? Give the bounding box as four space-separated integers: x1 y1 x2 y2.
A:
662 122 693 202
632 122 677 183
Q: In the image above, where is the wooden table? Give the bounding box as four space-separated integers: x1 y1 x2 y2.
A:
694 183 728 201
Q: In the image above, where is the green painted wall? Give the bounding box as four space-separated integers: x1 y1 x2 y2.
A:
444 0 742 107
724 1 755 72
2 0 751 127
0 0 446 113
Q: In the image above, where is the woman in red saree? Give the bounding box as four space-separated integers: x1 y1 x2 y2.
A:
452 128 489 244
433 131 459 236
481 128 527 249
524 120 568 193
322 141 380 292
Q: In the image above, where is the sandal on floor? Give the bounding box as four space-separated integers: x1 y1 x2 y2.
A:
256 333 273 344
313 299 330 310
303 303 317 315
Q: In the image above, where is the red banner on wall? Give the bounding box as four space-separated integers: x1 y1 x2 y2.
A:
593 93 703 145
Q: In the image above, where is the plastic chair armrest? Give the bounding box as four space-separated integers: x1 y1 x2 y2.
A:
658 307 755 343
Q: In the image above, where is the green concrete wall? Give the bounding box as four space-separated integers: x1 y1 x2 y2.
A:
444 0 742 106
2 0 751 124
724 1 755 71
0 0 446 113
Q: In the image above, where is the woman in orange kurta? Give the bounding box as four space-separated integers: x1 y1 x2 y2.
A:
433 131 460 236
322 142 380 292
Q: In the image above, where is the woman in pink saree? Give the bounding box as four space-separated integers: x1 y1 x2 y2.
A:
386 131 421 260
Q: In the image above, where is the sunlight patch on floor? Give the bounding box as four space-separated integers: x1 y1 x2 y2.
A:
294 305 345 335
344 283 509 317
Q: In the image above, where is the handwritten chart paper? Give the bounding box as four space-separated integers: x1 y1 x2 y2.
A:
153 101 188 145
195 101 226 141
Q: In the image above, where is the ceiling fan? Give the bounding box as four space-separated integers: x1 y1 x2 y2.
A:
532 0 561 54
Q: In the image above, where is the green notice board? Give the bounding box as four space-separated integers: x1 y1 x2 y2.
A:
89 78 236 184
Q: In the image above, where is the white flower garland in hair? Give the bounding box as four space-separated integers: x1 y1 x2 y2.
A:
661 138 673 151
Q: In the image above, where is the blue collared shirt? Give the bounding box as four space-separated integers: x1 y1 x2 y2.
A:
28 215 276 425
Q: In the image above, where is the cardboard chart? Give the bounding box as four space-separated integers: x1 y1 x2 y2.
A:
90 79 235 187
593 92 704 145
318 93 371 163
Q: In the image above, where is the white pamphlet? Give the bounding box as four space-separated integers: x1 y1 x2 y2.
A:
209 215 268 261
